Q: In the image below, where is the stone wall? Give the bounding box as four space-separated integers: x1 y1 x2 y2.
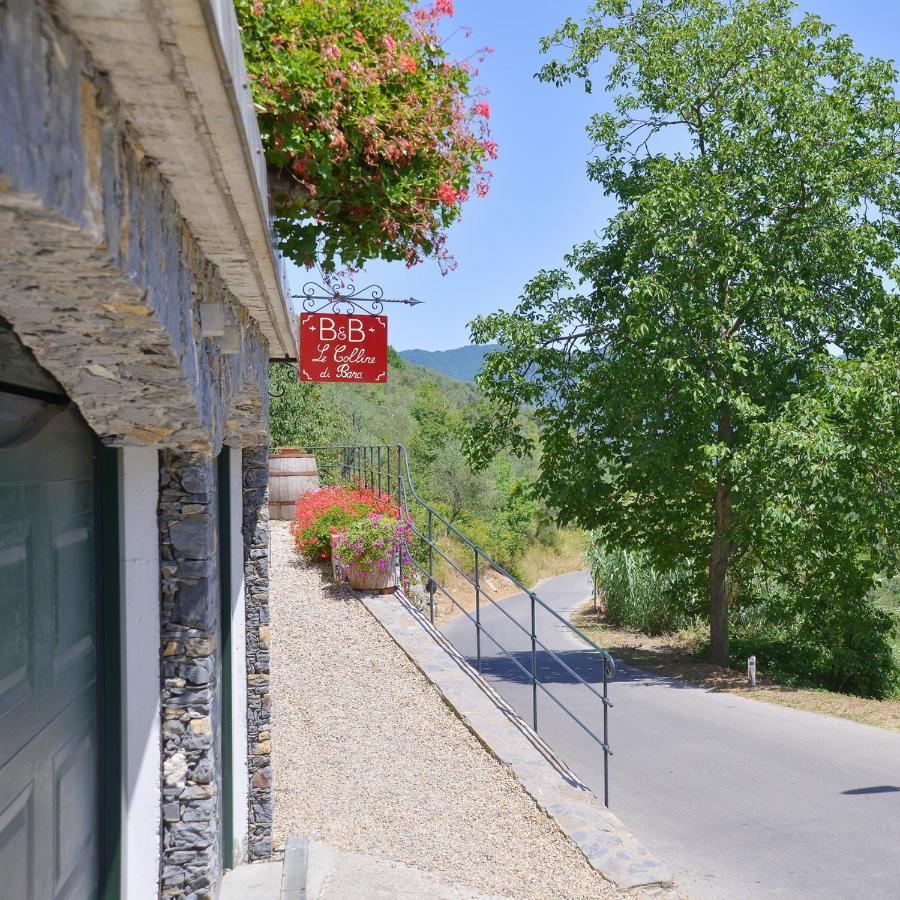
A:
0 4 280 897
242 447 274 859
159 453 223 898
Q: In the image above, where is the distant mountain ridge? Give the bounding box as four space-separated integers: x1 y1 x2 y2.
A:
398 344 501 382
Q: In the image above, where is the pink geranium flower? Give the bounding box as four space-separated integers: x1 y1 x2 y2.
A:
437 182 457 204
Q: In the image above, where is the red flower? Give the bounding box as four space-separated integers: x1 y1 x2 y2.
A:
398 54 418 74
473 101 491 119
436 182 457 204
353 29 366 45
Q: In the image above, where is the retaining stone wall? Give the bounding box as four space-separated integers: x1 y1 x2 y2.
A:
159 453 223 898
242 447 274 859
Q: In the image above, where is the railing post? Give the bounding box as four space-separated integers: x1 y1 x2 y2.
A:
427 508 435 624
386 447 391 504
603 660 610 808
377 445 382 495
474 549 482 673
530 591 538 732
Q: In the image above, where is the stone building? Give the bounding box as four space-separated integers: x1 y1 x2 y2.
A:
0 1 294 897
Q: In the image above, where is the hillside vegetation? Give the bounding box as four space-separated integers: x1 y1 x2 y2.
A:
269 355 579 584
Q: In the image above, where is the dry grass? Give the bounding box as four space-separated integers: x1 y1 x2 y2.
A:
574 604 900 733
519 529 589 588
429 529 588 622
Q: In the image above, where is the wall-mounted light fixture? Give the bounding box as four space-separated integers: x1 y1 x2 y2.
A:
220 325 241 355
199 302 225 337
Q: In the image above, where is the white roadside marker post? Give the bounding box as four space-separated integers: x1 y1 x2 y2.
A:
748 655 757 687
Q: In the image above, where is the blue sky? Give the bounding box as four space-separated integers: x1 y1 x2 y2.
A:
286 0 900 352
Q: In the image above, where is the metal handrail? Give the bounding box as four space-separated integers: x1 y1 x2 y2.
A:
303 443 615 806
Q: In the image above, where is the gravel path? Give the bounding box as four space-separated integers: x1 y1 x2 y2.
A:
269 522 619 899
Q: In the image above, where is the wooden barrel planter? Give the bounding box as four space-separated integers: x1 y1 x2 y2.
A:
268 449 319 521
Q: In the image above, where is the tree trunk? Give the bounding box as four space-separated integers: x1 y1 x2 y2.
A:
709 398 733 668
709 478 732 667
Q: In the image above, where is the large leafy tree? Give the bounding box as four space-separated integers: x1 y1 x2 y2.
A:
468 0 900 667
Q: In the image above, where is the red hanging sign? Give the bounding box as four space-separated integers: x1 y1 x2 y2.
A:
298 313 388 383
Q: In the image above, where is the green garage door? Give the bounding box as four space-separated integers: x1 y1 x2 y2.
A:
0 337 102 898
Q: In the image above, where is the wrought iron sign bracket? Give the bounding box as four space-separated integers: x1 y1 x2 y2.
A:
293 281 424 316
268 360 298 398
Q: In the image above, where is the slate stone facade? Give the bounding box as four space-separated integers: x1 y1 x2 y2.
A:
0 0 270 454
1 2 287 897
159 454 223 897
242 447 274 860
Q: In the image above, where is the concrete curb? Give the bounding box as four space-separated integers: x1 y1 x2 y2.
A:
356 590 674 892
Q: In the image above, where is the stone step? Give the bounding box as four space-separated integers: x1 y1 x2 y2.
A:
302 838 500 899
221 838 502 900
220 860 283 900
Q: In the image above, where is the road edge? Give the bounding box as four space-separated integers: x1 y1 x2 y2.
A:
356 589 675 893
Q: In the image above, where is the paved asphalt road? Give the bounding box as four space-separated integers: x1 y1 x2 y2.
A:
440 570 900 900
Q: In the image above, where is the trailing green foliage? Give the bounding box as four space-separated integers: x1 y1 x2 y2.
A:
236 0 495 271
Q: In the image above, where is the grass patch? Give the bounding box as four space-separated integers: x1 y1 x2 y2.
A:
518 528 588 589
573 604 900 733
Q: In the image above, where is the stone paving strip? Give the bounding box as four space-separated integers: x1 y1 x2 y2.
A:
269 521 621 899
358 592 674 894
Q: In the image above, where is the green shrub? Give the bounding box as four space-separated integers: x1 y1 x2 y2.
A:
289 485 396 561
586 542 695 635
722 574 900 699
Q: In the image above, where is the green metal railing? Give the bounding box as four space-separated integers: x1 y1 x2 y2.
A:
305 444 616 806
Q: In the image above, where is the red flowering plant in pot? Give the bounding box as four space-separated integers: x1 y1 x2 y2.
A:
236 0 496 273
331 511 412 591
290 485 395 562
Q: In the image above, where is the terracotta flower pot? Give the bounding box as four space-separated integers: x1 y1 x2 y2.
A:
345 562 396 592
331 534 396 591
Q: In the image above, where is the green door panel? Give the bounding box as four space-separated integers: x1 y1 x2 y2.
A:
0 394 100 900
